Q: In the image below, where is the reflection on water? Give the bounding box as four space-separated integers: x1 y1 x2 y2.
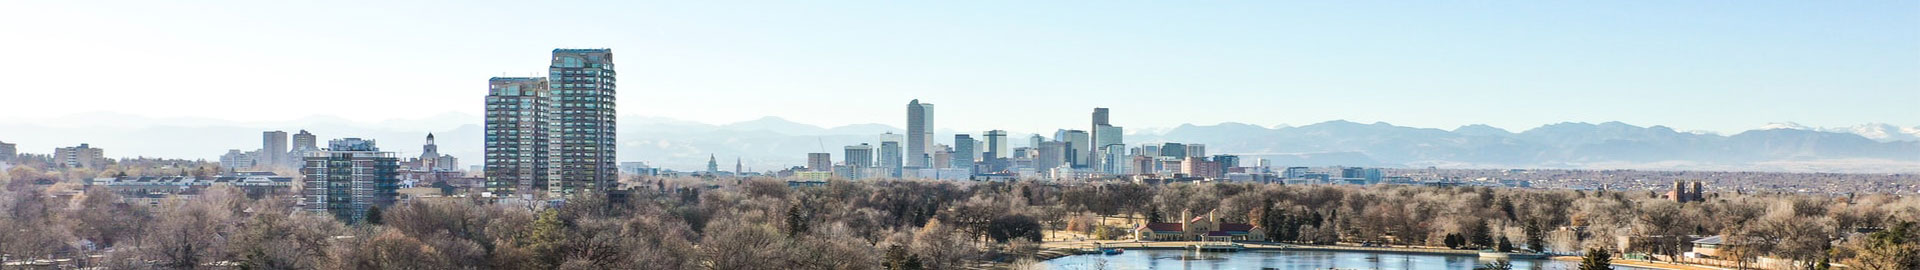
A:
1040 249 1649 270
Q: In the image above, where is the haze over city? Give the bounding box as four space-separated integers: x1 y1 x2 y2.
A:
3 2 1920 270
3 1 1915 135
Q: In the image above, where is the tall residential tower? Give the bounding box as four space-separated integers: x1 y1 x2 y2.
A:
550 49 618 195
484 77 555 197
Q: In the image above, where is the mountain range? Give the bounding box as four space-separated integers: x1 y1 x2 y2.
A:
2 112 1915 173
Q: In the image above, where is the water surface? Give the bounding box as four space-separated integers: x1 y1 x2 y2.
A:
1040 249 1653 270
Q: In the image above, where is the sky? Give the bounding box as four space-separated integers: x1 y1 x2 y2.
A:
1 1 1915 135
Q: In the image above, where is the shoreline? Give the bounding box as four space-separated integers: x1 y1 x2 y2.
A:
1036 242 1723 270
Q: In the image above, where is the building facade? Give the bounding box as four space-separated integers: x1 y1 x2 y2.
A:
0 140 15 162
302 138 399 224
55 144 105 168
1054 130 1090 168
262 131 289 168
807 153 832 172
220 149 255 169
484 77 555 197
845 143 874 168
951 134 975 175
551 48 618 196
905 99 935 169
878 137 903 178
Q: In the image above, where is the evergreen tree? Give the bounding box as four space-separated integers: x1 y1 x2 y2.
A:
786 203 809 237
1580 248 1612 270
363 205 383 225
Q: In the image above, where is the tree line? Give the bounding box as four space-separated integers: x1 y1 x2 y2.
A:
0 175 1915 269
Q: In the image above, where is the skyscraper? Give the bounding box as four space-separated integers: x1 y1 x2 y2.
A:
952 134 975 174
878 134 903 178
905 99 935 168
302 138 399 224
1054 130 1090 168
484 77 554 197
1092 108 1110 127
550 49 617 195
983 130 1009 160
262 130 288 167
845 143 874 168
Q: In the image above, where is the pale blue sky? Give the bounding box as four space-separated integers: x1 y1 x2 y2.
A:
1 1 1914 134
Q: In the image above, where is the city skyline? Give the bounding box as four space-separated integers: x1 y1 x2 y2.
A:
2 1 1914 135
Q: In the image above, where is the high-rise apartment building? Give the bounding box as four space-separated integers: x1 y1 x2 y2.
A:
808 153 832 172
484 77 555 197
302 138 399 224
983 130 1009 160
220 149 255 169
54 144 105 168
952 134 975 174
292 130 318 152
845 144 874 168
291 130 318 161
906 99 935 168
0 140 14 162
262 131 288 167
550 49 618 195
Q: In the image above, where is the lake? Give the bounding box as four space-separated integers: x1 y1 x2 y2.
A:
1040 249 1655 270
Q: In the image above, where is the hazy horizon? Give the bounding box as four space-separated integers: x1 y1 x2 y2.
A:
3 1 1915 135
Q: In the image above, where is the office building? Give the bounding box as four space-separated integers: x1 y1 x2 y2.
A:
931 144 952 169
1093 124 1122 173
262 131 288 167
1101 144 1129 175
983 130 1009 160
551 48 618 195
302 138 399 224
1054 130 1090 168
1160 143 1187 158
906 99 935 168
808 153 832 172
1213 155 1240 169
1283 167 1311 179
846 143 874 168
484 77 555 197
55 144 105 168
1186 144 1207 158
952 134 975 174
1036 141 1067 172
1029 135 1044 150
878 135 903 177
